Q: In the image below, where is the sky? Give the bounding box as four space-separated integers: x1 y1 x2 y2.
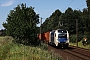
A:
0 0 87 29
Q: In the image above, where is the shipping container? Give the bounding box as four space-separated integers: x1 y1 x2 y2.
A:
44 32 50 43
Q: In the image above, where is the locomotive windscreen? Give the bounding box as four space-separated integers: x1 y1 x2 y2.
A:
58 34 67 38
58 30 67 38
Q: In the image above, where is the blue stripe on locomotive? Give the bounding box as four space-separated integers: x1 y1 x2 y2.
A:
58 38 67 42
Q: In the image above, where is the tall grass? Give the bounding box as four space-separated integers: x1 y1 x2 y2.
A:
0 36 62 60
0 36 13 60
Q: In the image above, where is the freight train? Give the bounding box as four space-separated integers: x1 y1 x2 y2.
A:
38 29 69 48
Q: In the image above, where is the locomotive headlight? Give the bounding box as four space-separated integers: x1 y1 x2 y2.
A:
57 39 59 42
65 39 69 43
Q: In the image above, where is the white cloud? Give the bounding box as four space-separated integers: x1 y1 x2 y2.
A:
1 0 14 7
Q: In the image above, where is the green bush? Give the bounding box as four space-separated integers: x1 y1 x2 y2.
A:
70 34 76 43
70 34 83 43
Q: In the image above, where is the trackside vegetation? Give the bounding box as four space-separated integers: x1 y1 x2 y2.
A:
70 41 90 50
0 36 62 60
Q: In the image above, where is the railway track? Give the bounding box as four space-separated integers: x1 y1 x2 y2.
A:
48 45 90 60
69 46 90 58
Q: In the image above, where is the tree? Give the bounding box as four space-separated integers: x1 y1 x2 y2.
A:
86 0 90 43
73 10 84 33
82 8 89 33
64 7 75 33
41 9 62 33
86 0 90 15
0 29 5 36
86 0 90 31
2 3 39 45
50 9 62 29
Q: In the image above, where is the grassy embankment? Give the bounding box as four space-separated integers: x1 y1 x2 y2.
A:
70 41 90 49
0 36 62 60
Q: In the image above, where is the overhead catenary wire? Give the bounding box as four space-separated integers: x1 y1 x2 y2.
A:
61 0 74 26
63 0 87 12
63 0 75 11
66 0 75 8
77 4 86 9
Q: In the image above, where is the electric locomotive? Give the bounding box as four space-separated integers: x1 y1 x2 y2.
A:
49 29 69 47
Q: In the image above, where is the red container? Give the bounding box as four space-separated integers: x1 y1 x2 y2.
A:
37 31 50 43
44 32 50 43
38 33 45 40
